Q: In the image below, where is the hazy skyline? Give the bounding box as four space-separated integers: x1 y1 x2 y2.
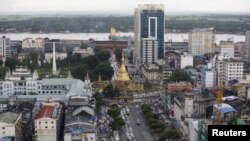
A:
0 0 250 14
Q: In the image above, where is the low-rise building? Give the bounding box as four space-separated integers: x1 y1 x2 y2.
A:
141 64 161 83
34 100 63 141
180 53 193 69
22 38 44 49
5 66 38 81
167 82 192 92
0 112 22 141
165 41 188 53
72 47 94 58
45 52 67 62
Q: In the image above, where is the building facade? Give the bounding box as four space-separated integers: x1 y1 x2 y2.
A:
245 31 250 62
201 63 216 88
223 59 244 86
134 4 165 67
22 38 44 49
0 112 22 141
0 36 11 59
34 100 63 141
219 40 234 58
165 41 188 54
188 28 215 56
180 53 193 69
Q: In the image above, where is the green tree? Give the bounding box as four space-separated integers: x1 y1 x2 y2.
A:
107 108 120 119
83 55 100 69
71 64 89 81
0 67 7 79
96 50 111 62
5 58 20 71
169 71 194 84
114 48 122 63
159 130 182 141
94 62 114 80
93 92 102 114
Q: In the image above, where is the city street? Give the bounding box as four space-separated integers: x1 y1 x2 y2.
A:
127 104 156 141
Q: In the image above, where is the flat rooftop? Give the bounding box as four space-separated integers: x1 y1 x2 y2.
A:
0 112 20 124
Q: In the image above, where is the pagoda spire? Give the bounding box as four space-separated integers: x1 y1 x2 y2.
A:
116 51 130 82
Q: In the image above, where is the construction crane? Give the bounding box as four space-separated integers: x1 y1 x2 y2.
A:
215 72 223 124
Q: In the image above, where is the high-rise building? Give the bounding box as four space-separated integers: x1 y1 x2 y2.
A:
188 28 215 56
134 4 165 67
245 31 250 62
0 36 11 59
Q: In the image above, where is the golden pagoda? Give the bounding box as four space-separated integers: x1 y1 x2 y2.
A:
96 72 105 93
116 52 130 82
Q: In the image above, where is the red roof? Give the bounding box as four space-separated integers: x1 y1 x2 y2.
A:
36 106 55 119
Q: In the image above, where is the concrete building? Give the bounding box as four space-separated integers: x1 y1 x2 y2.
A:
180 53 193 69
234 42 245 58
167 82 193 92
223 59 244 86
0 36 11 59
0 77 92 101
245 31 250 62
72 47 94 58
0 112 22 141
219 40 234 58
45 53 67 62
34 100 63 141
188 28 215 56
200 63 216 88
22 38 44 49
214 53 232 86
141 64 161 83
165 41 188 54
5 66 38 81
64 95 96 141
134 4 165 67
173 92 215 137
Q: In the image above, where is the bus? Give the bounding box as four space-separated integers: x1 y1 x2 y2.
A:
113 131 120 141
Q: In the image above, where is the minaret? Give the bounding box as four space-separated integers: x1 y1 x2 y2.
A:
52 42 57 75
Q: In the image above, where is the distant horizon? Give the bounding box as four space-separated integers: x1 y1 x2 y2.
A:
1 10 250 16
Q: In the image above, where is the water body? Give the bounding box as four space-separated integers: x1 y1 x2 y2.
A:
0 32 245 44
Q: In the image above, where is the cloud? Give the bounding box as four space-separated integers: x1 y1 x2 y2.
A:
0 0 249 13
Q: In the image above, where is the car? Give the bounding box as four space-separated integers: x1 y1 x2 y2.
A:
136 119 141 125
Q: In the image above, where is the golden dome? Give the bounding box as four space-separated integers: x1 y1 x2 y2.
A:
116 52 130 82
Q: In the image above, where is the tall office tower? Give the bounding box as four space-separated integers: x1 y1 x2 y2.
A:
134 4 165 67
188 28 215 56
245 31 250 62
0 36 11 59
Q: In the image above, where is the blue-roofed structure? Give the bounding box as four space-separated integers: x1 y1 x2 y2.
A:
213 103 238 122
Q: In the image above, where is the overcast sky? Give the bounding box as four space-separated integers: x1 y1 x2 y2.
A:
0 0 250 14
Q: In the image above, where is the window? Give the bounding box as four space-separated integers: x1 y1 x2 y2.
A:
3 132 5 134
45 122 47 124
45 126 48 128
51 121 54 124
51 126 54 128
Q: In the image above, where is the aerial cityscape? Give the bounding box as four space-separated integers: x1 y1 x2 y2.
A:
0 0 250 141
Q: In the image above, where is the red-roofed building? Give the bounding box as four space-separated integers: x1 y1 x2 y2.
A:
34 100 63 141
